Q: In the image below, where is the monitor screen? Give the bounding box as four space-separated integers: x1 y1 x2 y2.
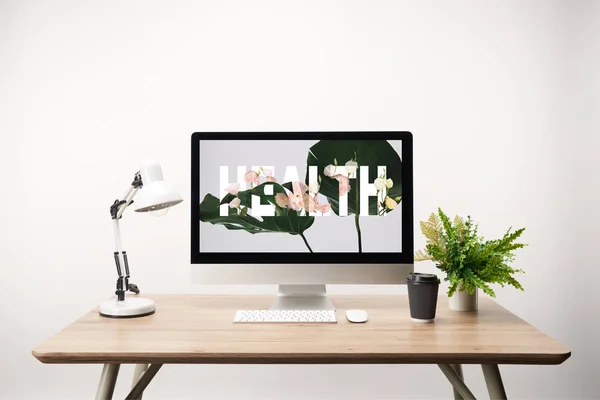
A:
191 132 413 264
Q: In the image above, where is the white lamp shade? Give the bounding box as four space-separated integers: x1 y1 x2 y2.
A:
133 161 183 212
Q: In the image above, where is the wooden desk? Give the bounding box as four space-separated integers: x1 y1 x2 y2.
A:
32 295 570 399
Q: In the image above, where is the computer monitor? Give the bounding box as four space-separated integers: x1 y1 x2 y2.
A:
191 132 413 309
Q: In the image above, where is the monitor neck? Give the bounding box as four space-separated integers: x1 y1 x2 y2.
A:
269 284 335 310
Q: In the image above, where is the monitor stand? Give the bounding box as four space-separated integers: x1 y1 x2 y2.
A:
269 284 335 310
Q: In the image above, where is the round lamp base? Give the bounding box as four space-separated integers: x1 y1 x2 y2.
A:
99 297 156 318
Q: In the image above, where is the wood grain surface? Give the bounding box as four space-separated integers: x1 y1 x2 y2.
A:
32 295 571 365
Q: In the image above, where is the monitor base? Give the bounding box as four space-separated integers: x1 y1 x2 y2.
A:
269 284 335 310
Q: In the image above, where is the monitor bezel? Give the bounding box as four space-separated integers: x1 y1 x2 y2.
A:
191 131 413 265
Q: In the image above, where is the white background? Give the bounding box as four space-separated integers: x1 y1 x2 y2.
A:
1 0 598 399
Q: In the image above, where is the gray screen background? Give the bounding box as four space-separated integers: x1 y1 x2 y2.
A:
199 140 402 253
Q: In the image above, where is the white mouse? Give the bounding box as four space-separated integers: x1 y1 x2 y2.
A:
345 309 368 323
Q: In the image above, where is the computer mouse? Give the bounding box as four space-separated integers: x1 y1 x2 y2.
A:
345 309 368 323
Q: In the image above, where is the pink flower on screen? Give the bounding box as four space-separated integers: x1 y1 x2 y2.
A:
244 171 260 185
315 203 331 213
299 188 329 214
225 182 240 195
266 176 277 182
275 193 289 208
262 168 273 177
288 193 303 210
302 193 317 212
291 181 304 196
289 181 306 210
333 174 351 196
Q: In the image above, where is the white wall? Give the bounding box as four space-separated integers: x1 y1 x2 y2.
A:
1 0 598 398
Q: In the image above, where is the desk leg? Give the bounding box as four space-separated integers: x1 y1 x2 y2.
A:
95 363 120 400
126 364 162 400
130 364 149 399
450 364 464 399
438 364 476 400
482 364 507 399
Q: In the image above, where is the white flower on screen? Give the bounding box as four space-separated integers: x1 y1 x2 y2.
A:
324 164 336 177
374 178 386 191
229 198 241 209
308 182 320 194
345 160 358 174
385 178 393 189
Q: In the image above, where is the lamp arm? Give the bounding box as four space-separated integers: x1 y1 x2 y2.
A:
109 172 143 302
110 172 143 219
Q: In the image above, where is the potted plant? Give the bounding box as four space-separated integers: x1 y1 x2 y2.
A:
414 208 526 311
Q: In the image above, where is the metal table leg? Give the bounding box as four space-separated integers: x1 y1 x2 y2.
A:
438 364 476 400
126 364 163 399
450 364 464 399
95 363 121 400
129 364 149 400
482 364 508 399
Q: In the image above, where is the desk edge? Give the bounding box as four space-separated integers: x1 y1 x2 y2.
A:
31 349 572 365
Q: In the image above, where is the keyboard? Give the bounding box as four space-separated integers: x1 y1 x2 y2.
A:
234 309 337 323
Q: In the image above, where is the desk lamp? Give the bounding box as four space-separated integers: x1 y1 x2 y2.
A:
99 161 183 318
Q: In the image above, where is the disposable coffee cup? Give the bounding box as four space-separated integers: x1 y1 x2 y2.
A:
406 273 440 323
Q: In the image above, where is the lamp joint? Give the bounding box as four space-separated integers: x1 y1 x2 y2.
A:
132 172 143 188
128 283 140 294
110 199 127 219
115 278 125 301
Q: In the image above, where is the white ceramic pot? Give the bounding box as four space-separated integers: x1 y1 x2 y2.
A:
449 287 478 311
